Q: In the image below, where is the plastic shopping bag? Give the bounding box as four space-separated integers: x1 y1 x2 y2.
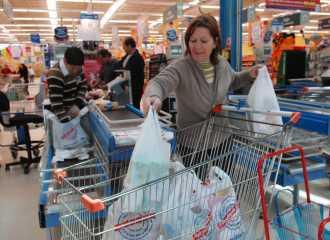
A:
44 107 91 162
247 66 282 134
124 107 171 210
163 165 243 240
101 162 185 240
102 185 165 240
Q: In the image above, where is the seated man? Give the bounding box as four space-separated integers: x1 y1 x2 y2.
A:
47 47 88 122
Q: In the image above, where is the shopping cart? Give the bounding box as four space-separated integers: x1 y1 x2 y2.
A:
53 107 300 240
258 145 330 240
4 82 45 114
300 87 330 103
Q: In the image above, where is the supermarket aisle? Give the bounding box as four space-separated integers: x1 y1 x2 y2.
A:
0 128 45 240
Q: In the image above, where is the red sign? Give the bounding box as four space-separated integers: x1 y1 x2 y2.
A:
266 0 320 11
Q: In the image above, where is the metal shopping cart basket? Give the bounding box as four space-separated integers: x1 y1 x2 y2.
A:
258 145 330 240
53 107 301 240
5 82 45 113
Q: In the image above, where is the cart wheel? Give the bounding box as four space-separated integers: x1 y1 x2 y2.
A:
24 166 30 174
11 150 18 159
33 148 40 157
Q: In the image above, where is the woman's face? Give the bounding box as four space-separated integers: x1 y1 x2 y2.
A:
188 27 215 63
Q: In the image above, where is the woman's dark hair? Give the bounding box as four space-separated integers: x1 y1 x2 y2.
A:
124 37 136 48
185 14 222 65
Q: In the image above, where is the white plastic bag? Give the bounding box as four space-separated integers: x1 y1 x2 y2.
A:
44 107 91 162
102 163 184 240
247 66 282 134
124 107 171 210
102 186 164 240
162 165 243 240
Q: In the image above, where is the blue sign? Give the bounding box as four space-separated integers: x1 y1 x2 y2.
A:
80 13 98 20
30 34 40 44
166 28 177 41
54 27 68 42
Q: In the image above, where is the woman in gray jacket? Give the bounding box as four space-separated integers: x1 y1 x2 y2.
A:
142 14 259 129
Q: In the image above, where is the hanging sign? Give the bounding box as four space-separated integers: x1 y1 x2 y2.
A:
54 27 69 42
265 0 320 11
319 18 330 30
274 12 309 28
77 12 100 41
242 7 256 23
30 34 41 44
163 3 183 24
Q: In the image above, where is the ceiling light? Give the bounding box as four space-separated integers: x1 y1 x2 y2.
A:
310 12 330 16
13 8 49 13
47 0 58 29
108 19 136 23
100 0 126 28
57 0 113 3
200 5 219 10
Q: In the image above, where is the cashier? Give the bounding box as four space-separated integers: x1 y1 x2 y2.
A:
96 49 119 85
142 14 260 129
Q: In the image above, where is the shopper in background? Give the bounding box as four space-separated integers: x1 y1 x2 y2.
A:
120 37 145 109
142 14 259 129
47 47 88 122
96 49 119 86
28 65 35 82
18 63 28 84
1 64 13 76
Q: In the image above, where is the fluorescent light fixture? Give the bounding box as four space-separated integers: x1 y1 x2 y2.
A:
304 26 319 29
255 8 264 12
108 19 136 23
310 12 330 16
13 8 49 13
200 5 219 10
12 17 79 22
117 12 162 17
47 0 58 29
57 0 113 3
100 0 126 28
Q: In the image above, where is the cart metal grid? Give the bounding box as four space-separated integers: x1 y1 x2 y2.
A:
258 145 330 240
54 112 298 240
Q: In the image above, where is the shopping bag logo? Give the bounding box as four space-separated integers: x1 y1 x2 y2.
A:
193 210 215 240
115 211 156 239
216 195 241 231
61 123 78 140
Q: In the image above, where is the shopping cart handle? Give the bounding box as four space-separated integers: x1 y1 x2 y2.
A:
318 217 330 240
212 104 222 113
81 194 105 213
53 169 67 184
289 112 301 125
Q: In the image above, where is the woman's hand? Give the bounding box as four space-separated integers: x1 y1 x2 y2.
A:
249 65 263 79
141 96 162 116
